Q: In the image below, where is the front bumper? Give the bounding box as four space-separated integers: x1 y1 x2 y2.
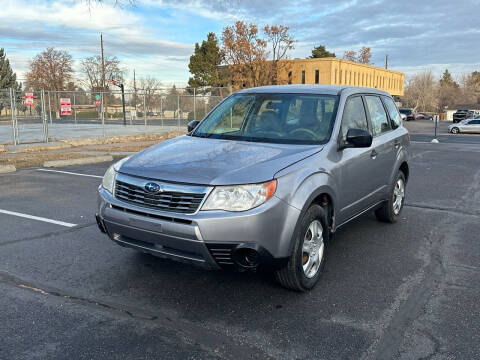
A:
97 186 300 269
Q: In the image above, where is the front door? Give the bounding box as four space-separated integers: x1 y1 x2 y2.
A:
337 95 379 223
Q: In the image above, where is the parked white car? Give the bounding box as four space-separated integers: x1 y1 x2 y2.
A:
449 117 480 134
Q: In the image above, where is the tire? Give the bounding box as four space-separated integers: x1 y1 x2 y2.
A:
375 171 406 223
451 127 459 134
275 204 329 291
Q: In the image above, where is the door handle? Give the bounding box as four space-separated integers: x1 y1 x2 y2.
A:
370 149 378 159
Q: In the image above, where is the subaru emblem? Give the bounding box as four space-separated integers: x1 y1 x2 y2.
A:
145 182 161 193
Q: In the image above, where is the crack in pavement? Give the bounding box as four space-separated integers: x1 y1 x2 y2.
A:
0 222 96 247
0 270 275 360
405 203 480 217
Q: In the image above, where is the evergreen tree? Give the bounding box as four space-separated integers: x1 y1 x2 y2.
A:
188 33 226 89
439 69 458 88
0 48 19 89
309 45 335 58
0 48 21 113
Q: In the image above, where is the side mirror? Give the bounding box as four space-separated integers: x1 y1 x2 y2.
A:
187 120 200 133
339 128 373 149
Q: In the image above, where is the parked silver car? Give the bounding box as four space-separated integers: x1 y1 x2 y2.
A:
96 85 410 291
449 116 480 134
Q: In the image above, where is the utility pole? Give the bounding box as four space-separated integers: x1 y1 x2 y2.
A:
100 33 106 90
385 54 388 69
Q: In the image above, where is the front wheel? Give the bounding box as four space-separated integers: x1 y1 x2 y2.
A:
451 127 459 134
375 171 406 223
275 205 328 291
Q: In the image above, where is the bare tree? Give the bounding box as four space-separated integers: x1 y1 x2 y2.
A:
263 25 295 84
221 21 295 88
343 47 372 64
343 50 357 62
221 21 268 88
357 46 372 64
138 76 163 113
403 70 438 112
26 47 74 91
80 55 124 91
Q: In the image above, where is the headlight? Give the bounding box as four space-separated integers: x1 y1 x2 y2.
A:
102 157 130 194
102 165 116 193
201 180 277 212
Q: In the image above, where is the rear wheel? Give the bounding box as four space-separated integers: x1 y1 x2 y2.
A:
275 205 328 291
375 171 406 223
451 127 459 134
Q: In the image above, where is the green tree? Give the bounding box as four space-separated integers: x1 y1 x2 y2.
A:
439 69 458 87
0 48 19 89
0 48 21 114
188 32 226 89
309 45 335 58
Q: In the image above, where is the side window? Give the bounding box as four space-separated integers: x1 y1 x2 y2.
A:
365 96 390 136
383 96 402 129
341 96 368 141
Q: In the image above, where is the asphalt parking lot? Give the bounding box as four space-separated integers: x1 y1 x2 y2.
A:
1 137 479 359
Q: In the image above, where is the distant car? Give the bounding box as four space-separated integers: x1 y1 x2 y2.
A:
417 113 433 121
400 113 407 121
452 109 475 123
449 116 480 134
399 108 416 121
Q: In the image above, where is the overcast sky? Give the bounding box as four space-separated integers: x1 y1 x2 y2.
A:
1 0 479 87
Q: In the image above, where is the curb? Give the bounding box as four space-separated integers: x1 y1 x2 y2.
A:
43 155 114 168
0 165 16 174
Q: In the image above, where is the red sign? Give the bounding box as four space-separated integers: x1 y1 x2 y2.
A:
60 98 72 115
25 92 34 106
95 100 101 107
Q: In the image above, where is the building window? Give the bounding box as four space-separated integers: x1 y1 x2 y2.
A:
288 71 292 85
315 69 319 84
301 70 305 84
340 70 343 84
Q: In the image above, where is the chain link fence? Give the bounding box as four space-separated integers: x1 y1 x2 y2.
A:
0 87 231 145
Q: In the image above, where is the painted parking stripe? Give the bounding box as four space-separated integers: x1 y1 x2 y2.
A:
0 209 77 227
37 168 103 179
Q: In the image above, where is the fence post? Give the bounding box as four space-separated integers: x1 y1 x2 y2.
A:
193 88 196 121
73 92 77 125
160 96 163 127
9 88 18 145
143 92 147 128
177 93 180 130
101 92 105 137
41 90 49 143
48 92 52 124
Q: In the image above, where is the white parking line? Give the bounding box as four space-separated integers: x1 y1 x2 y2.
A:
0 209 77 227
37 168 103 179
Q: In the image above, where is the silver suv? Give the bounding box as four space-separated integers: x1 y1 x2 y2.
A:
96 85 409 291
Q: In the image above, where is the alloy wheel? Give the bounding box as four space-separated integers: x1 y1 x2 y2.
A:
302 220 324 278
393 178 405 215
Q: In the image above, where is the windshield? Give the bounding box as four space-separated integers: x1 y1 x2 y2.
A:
192 93 339 144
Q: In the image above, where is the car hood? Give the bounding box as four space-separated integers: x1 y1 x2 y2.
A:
118 135 323 185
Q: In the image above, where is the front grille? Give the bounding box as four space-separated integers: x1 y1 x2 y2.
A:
206 244 237 266
115 180 205 214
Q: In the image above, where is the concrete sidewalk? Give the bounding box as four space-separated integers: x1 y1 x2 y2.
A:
0 131 183 169
0 123 186 145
